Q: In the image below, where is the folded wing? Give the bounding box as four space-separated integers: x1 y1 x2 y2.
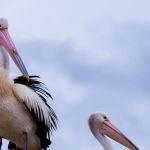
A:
12 76 58 149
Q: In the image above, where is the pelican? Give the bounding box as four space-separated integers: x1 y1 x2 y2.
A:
0 18 57 150
88 113 139 150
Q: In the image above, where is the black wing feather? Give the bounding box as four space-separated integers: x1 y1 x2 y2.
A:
13 75 58 149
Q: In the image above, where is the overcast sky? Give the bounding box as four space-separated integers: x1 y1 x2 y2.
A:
1 0 150 149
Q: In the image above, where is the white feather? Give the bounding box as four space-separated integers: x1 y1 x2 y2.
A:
12 83 52 128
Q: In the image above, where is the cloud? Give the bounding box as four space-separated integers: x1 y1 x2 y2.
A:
1 0 150 41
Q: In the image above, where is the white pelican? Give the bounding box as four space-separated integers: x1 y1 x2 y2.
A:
0 18 57 150
88 113 139 150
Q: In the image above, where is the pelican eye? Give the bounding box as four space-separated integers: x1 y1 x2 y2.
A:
103 115 108 121
0 25 2 28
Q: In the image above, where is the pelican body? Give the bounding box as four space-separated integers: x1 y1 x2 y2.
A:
0 74 39 149
88 113 139 150
0 18 57 150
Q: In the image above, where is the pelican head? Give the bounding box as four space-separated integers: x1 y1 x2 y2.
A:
0 18 28 77
88 113 139 150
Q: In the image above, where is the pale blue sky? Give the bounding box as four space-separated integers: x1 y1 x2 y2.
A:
1 0 150 149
